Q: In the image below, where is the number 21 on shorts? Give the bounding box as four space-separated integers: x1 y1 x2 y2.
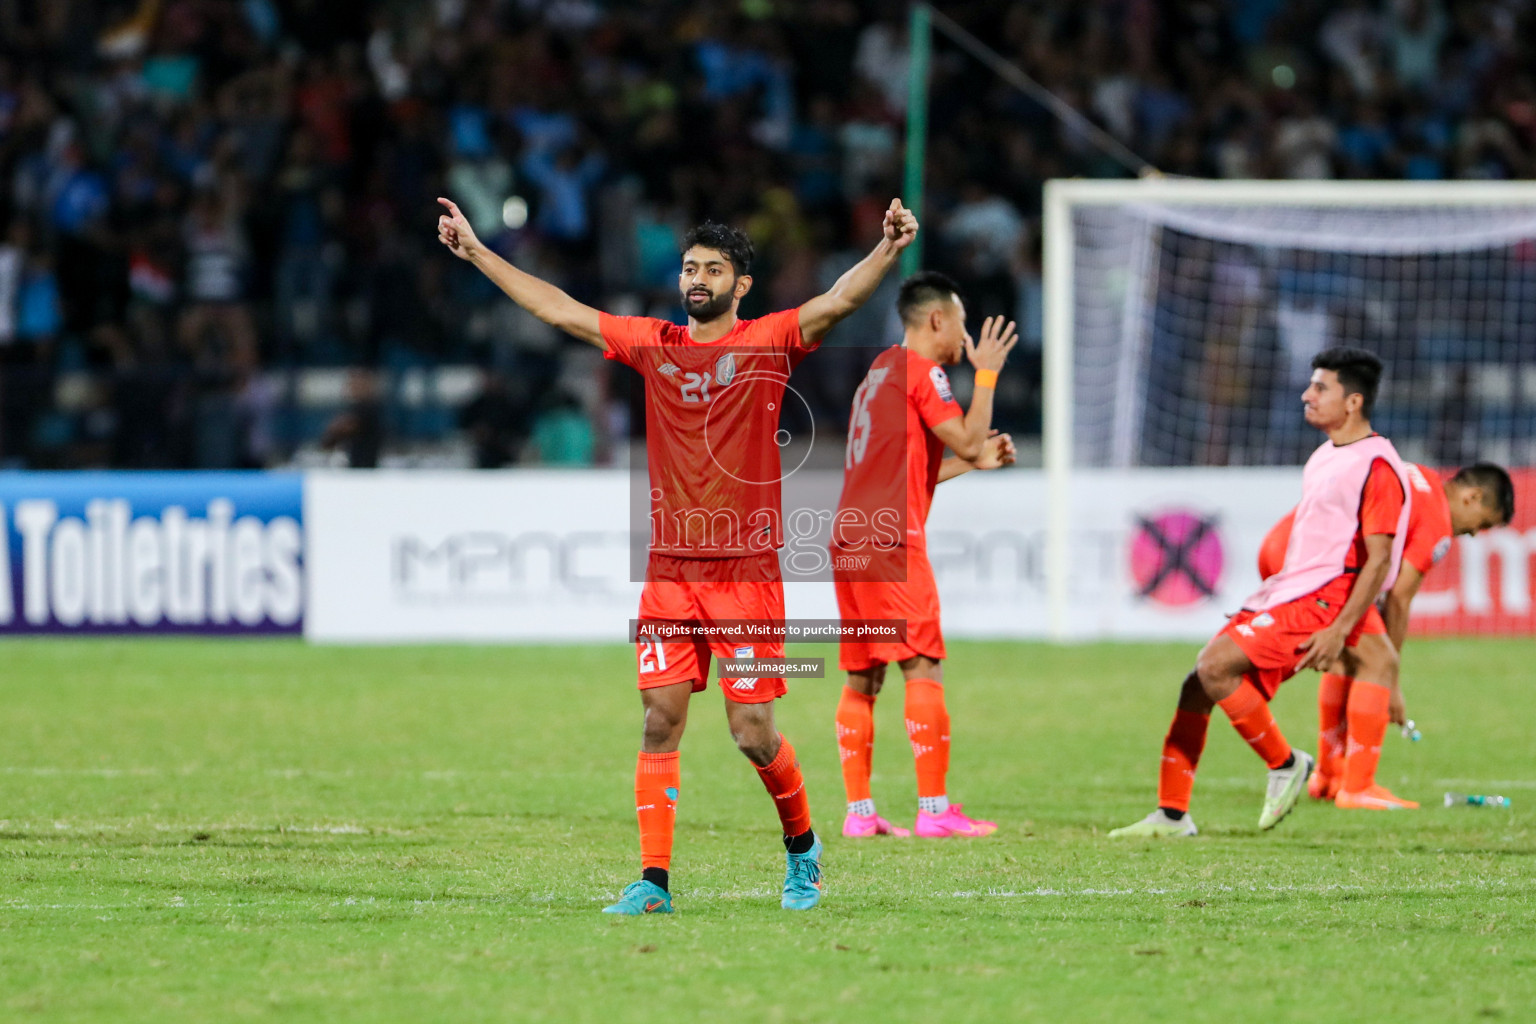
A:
638 639 669 674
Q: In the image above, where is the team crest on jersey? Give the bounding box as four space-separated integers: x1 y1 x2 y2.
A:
1432 536 1452 565
715 353 737 387
657 362 680 377
930 366 953 402
1252 612 1274 628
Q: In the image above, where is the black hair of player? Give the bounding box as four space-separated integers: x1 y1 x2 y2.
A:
896 271 964 326
1453 462 1516 525
681 222 753 277
1311 346 1384 418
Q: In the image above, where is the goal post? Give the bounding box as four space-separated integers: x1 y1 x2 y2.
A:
1043 178 1536 641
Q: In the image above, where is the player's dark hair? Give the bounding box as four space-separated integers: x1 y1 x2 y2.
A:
1453 462 1516 525
896 271 963 326
681 222 753 276
1311 346 1385 418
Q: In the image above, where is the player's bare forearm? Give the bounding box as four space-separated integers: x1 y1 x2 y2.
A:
940 430 1014 479
1333 535 1395 635
938 457 974 483
437 195 604 348
948 315 1016 461
956 386 995 461
469 248 605 348
797 238 902 345
1382 565 1423 653
1383 594 1412 653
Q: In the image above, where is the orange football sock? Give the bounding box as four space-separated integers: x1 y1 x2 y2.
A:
1316 672 1351 782
1342 679 1391 793
756 735 813 838
1157 709 1211 813
904 678 950 802
836 686 876 806
1217 678 1292 769
635 751 680 871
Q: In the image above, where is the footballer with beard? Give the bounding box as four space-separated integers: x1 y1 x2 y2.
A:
437 196 918 913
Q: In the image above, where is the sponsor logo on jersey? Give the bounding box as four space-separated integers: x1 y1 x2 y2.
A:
929 366 953 402
1236 623 1255 637
715 353 737 387
1432 536 1452 565
657 362 680 377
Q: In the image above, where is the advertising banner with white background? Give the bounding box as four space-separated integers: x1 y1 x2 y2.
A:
304 471 641 642
304 468 1309 643
304 467 1536 643
926 468 1305 640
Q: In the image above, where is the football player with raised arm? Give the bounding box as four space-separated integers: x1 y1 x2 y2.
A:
438 196 918 912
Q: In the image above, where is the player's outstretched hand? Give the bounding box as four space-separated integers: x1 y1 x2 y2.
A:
883 198 919 250
1295 624 1346 672
964 315 1018 374
437 197 481 261
973 430 1016 470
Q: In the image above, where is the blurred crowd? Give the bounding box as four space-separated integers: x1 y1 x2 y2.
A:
0 0 1532 468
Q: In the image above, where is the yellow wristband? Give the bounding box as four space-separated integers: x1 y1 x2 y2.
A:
974 368 999 389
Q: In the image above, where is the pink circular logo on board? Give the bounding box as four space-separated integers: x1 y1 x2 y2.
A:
1129 510 1224 607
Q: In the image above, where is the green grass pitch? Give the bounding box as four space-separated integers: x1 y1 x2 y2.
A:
1 638 1532 1022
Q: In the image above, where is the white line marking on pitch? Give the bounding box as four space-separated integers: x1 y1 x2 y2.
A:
3 876 1527 914
938 879 1524 898
5 821 373 834
0 766 526 779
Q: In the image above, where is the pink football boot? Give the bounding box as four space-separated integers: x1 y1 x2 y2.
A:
842 812 912 838
914 803 997 837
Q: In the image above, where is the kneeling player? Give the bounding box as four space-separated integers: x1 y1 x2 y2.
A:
832 272 1017 838
1112 348 1410 836
1257 462 1513 809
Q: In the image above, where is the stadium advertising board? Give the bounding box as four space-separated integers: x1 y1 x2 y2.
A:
304 467 1534 642
7 468 1528 642
932 467 1536 640
302 468 1298 642
0 472 303 634
926 468 1304 640
304 471 640 642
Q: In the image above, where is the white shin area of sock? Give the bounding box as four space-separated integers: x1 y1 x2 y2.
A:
919 795 949 815
848 798 876 817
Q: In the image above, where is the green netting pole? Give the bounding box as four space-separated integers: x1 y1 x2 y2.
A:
901 3 930 277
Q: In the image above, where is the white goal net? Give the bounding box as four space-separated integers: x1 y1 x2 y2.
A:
1039 180 1536 638
1050 180 1536 470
